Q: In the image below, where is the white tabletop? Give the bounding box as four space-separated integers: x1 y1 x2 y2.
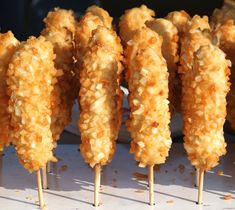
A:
0 143 235 210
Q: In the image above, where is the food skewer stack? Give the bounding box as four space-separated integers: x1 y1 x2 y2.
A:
77 6 123 206
0 3 234 209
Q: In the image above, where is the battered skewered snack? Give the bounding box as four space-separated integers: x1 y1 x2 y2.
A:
125 27 171 205
42 8 76 143
79 26 123 168
125 27 171 167
166 10 191 112
75 6 112 65
0 31 19 152
7 36 57 172
146 19 179 115
182 44 230 204
79 25 123 206
119 5 155 45
213 20 235 130
182 44 230 171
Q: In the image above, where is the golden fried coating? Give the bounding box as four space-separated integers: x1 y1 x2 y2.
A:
119 5 155 44
146 18 179 115
7 36 58 172
125 27 171 167
166 10 191 112
86 5 113 28
79 26 123 168
75 6 112 64
211 4 235 28
166 10 191 34
180 15 211 74
182 44 230 171
42 8 76 142
0 31 19 151
213 20 235 129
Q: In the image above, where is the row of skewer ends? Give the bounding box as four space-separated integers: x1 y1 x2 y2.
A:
0 3 235 209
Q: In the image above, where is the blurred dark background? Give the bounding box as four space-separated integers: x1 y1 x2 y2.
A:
0 0 223 41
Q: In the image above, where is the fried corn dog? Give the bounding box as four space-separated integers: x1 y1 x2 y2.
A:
125 27 171 167
213 20 235 129
7 36 57 172
79 26 123 167
146 19 179 115
119 5 155 44
182 44 230 171
75 6 112 64
42 8 76 142
0 32 19 151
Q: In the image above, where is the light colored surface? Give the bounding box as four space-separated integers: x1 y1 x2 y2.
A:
0 143 235 210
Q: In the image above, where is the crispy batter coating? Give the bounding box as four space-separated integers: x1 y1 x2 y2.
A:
166 10 191 112
119 5 155 44
75 6 112 64
0 31 19 151
211 4 235 28
180 15 211 75
42 8 76 142
166 10 191 34
146 19 179 115
79 26 123 167
7 36 57 172
125 27 171 167
182 44 230 171
213 20 235 129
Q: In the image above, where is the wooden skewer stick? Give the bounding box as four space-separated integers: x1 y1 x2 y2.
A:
37 170 45 209
148 165 155 206
42 166 48 190
94 164 101 207
197 169 204 205
195 168 199 187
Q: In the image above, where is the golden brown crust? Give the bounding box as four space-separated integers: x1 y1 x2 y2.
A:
79 26 123 167
0 31 19 151
182 44 230 171
75 6 112 64
119 5 155 44
7 36 57 172
146 18 179 115
125 27 171 167
42 8 77 142
213 20 235 129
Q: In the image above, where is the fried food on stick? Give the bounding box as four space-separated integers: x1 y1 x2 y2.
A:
0 32 19 151
7 36 57 172
75 6 112 64
182 44 230 171
119 5 155 45
42 8 76 142
213 20 235 130
79 26 123 167
125 27 171 167
146 19 179 115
